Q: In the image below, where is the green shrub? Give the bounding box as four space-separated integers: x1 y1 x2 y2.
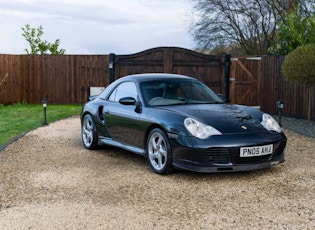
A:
282 44 315 122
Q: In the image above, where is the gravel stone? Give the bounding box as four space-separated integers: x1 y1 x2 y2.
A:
275 115 315 139
0 116 314 229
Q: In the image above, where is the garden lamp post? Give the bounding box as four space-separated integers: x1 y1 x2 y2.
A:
41 98 48 125
276 100 284 126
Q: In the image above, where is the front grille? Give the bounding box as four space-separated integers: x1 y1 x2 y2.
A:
205 148 230 164
234 154 271 164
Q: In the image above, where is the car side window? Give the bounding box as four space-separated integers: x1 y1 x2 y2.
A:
108 81 138 102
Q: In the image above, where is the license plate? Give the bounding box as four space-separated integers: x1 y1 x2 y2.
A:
240 144 273 157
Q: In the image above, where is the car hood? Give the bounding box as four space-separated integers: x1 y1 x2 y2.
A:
159 104 266 134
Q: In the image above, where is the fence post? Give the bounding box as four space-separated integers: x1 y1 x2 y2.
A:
225 53 231 103
109 53 115 83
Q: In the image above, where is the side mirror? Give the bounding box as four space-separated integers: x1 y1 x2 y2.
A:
88 95 98 101
119 97 137 105
217 94 225 101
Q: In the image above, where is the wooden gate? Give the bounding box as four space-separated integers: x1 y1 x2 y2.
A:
111 47 228 95
230 57 261 106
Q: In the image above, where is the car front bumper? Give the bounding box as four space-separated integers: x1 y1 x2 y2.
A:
169 132 287 173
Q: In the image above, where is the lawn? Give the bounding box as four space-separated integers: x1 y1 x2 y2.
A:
0 103 82 147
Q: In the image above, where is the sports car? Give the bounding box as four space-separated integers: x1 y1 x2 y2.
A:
81 73 286 174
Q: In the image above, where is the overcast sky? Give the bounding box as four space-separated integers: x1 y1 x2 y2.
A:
0 0 195 55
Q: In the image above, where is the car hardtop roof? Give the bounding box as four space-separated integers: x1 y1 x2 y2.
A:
120 73 195 82
99 73 200 100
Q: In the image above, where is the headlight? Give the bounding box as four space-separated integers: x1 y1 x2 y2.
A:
261 113 282 133
184 118 222 139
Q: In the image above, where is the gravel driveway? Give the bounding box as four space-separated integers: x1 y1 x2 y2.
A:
0 116 314 229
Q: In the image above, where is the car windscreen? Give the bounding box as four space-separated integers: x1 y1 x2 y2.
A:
140 79 223 106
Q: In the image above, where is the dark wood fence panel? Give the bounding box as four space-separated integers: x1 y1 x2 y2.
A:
0 55 109 104
0 55 23 104
260 55 315 120
230 57 261 106
114 48 165 77
114 47 226 94
171 48 226 94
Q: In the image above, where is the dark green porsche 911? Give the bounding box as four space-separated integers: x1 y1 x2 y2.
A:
81 73 287 174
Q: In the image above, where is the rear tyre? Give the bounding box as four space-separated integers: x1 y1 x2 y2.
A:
147 128 173 174
82 114 99 150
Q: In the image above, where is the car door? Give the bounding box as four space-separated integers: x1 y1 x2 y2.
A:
103 81 144 148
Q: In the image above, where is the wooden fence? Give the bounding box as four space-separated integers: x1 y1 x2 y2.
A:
0 48 229 104
230 55 315 120
0 55 110 104
260 55 315 119
0 49 314 120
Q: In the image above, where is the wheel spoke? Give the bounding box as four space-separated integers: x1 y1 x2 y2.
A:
157 153 163 168
152 136 158 150
84 127 89 135
156 136 163 148
88 122 93 130
159 147 167 158
148 150 155 159
87 134 91 143
86 121 92 131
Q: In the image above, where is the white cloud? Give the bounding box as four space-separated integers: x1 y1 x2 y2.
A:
0 0 194 54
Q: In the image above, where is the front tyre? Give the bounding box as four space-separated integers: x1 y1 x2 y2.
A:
147 128 173 174
82 114 99 150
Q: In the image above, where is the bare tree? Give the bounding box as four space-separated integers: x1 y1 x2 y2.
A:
190 0 314 55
